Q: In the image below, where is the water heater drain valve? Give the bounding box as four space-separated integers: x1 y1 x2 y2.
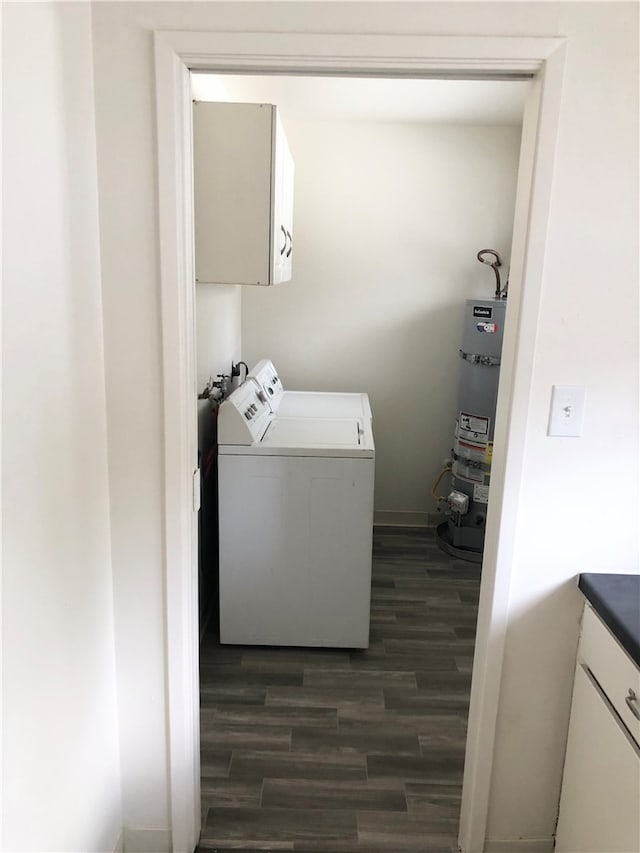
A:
447 490 469 516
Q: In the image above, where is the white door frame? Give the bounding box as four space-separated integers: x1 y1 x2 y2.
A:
153 30 566 853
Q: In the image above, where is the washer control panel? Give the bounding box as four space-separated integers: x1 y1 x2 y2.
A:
218 378 272 444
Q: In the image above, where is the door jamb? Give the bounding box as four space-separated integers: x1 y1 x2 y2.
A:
153 31 566 853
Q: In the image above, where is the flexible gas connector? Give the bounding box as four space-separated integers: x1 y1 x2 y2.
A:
431 463 452 505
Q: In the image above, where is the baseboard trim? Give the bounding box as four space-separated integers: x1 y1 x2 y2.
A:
112 829 124 853
484 839 554 853
123 827 172 853
374 510 439 528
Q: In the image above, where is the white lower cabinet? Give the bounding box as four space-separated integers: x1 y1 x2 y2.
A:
556 606 640 852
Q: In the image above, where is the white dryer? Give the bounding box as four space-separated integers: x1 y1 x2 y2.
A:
248 358 372 420
218 378 375 648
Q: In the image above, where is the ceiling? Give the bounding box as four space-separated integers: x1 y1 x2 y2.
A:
191 73 527 125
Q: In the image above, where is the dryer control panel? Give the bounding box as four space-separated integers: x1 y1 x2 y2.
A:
218 379 272 445
248 358 284 412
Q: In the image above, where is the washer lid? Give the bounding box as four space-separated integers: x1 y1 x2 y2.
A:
277 391 372 420
220 414 374 458
264 416 359 447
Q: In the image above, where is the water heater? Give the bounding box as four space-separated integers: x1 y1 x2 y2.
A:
436 252 507 561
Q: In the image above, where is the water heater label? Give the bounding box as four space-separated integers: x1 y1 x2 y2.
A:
455 437 486 463
473 483 490 504
476 322 497 333
473 305 493 319
459 411 490 442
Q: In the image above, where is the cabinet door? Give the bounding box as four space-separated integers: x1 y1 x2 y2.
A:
271 112 294 285
555 664 640 852
194 101 272 285
281 131 294 281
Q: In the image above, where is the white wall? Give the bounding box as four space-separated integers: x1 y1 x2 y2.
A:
196 286 242 391
2 3 122 851
241 119 521 523
89 2 638 850
90 5 172 842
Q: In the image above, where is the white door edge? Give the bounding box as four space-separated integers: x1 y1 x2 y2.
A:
153 30 567 853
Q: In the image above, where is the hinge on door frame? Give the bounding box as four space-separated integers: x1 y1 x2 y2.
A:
192 468 201 512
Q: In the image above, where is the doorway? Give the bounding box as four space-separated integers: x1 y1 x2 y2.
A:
153 30 566 853
191 74 524 850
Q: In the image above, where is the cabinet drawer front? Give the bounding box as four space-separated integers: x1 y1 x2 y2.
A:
581 605 640 745
556 664 640 852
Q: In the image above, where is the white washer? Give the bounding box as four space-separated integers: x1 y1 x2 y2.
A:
249 358 372 420
218 378 375 648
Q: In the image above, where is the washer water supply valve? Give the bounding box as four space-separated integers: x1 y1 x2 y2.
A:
199 373 232 400
447 490 469 516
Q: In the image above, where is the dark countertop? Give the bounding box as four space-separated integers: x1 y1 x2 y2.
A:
579 573 640 667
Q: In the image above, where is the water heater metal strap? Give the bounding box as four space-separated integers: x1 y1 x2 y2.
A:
459 349 501 367
452 449 492 473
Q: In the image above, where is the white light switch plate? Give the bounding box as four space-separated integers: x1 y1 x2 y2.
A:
547 385 586 437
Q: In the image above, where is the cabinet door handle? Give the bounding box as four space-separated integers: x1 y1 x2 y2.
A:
626 688 640 720
280 225 287 256
286 230 293 258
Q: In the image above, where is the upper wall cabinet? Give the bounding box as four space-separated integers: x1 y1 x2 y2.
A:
193 101 294 286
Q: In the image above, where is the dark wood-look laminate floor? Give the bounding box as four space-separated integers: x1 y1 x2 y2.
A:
197 527 481 853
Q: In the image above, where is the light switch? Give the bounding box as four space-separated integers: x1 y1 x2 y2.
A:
547 385 586 437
